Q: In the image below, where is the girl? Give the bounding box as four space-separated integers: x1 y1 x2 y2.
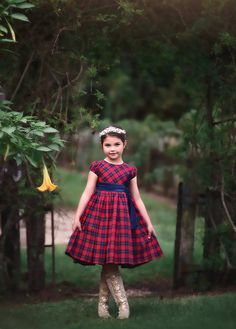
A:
65 125 163 319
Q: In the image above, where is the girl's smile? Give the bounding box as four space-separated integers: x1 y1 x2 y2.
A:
102 135 127 164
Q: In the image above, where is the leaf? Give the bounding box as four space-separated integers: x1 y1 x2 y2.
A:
31 130 44 137
88 65 97 78
15 155 22 166
43 127 58 133
17 3 35 9
0 25 8 34
48 144 60 151
51 139 65 147
11 13 29 22
2 127 16 134
36 146 52 152
16 111 24 120
32 121 46 127
6 19 16 41
21 115 33 121
94 89 106 101
25 154 38 167
0 38 16 43
9 0 26 3
1 100 13 106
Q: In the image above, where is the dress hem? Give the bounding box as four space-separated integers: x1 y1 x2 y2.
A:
65 250 163 268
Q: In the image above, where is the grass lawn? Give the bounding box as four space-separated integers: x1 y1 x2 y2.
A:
0 293 236 329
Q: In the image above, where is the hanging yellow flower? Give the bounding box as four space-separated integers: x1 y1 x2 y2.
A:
37 164 58 192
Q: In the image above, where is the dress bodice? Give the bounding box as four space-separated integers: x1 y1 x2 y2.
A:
89 159 137 184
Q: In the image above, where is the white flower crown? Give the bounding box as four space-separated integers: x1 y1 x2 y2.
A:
99 126 126 137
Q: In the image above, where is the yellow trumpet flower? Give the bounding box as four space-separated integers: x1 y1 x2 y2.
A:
37 164 58 192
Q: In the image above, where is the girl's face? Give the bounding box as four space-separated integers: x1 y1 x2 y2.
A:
102 135 127 162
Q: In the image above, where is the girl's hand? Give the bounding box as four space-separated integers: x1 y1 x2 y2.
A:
72 219 82 231
147 223 156 238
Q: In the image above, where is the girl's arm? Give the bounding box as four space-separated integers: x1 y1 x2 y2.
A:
129 176 156 237
72 171 98 231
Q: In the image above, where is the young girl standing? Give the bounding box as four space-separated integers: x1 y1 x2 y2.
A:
65 125 163 319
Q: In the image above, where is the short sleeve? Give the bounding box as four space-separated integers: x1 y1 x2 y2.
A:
89 161 99 176
131 165 138 179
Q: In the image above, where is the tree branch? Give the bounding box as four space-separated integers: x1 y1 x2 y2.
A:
51 27 70 55
213 117 236 125
220 172 236 234
49 63 85 106
11 51 35 101
168 4 187 29
208 212 233 270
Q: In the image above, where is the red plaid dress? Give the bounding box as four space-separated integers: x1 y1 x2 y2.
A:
65 159 163 267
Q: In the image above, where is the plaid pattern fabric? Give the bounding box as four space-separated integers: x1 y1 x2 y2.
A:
65 159 163 267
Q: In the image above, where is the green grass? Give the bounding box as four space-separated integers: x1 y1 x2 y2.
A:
54 167 88 208
0 293 236 329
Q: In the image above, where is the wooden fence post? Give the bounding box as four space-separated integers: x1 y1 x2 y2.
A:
173 182 183 288
173 182 196 288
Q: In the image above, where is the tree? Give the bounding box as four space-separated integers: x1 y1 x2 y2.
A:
0 1 64 292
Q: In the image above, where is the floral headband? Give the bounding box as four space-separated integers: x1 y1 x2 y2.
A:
99 126 126 137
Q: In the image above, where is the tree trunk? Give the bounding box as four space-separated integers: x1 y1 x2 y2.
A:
0 237 7 293
0 207 20 292
0 160 21 293
26 205 45 292
203 190 224 283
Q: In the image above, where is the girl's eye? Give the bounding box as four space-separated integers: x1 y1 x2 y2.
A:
104 143 120 147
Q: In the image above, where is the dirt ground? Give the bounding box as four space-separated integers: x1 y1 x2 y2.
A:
20 207 75 248
1 277 235 306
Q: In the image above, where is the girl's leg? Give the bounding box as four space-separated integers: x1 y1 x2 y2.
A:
98 266 112 318
103 264 130 319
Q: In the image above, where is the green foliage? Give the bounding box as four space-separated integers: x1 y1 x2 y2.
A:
178 101 236 279
117 0 143 24
0 103 64 167
179 108 236 191
0 0 34 42
0 0 235 126
2 0 233 197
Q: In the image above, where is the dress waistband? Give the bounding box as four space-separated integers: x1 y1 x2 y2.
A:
95 182 138 229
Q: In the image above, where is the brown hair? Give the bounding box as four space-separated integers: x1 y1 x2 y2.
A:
100 124 127 144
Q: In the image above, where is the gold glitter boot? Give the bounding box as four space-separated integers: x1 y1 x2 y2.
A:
105 269 130 320
98 270 112 318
